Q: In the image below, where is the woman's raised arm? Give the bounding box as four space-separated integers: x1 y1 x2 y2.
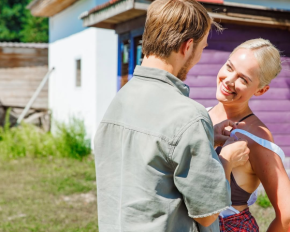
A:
249 129 290 232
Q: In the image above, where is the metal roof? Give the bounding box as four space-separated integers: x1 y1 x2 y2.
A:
0 42 48 49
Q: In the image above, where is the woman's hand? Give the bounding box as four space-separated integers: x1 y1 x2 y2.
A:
219 137 250 183
221 137 250 168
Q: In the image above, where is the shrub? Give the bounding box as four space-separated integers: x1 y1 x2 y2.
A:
257 193 272 208
54 117 91 159
0 113 91 160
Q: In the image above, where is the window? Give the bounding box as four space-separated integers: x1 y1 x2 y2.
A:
76 59 81 87
134 35 144 66
121 40 130 88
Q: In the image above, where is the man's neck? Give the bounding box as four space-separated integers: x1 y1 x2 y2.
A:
141 55 182 77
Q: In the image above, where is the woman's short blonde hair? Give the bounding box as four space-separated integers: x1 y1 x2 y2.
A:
230 38 282 88
142 0 218 58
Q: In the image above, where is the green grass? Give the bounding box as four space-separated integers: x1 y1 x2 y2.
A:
0 155 276 232
0 157 98 232
0 114 91 160
40 159 96 196
256 193 272 208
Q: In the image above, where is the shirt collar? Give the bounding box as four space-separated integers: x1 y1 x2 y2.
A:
133 65 190 97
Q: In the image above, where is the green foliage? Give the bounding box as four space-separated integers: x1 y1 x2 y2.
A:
54 118 92 160
0 114 91 159
0 0 48 42
257 193 272 208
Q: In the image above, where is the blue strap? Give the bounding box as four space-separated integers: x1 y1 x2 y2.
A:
230 129 285 162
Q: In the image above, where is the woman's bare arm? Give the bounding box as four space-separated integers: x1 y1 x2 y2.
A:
249 129 290 232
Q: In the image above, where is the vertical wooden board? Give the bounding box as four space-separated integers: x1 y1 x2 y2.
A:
265 124 290 134
185 75 217 87
269 77 290 88
197 50 230 64
252 88 290 100
255 112 290 123
249 100 290 111
189 87 216 99
273 135 290 146
187 64 222 75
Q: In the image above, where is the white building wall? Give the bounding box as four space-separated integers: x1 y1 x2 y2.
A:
49 28 97 139
48 0 118 146
49 0 97 43
95 29 118 128
49 27 117 145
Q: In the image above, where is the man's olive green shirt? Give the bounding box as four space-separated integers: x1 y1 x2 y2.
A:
94 66 231 232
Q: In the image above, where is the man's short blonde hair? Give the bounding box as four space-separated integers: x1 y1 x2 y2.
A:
142 0 215 58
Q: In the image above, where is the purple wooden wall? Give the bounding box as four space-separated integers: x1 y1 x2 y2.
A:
185 24 290 172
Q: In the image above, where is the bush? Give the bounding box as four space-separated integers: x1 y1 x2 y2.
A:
0 113 91 160
257 193 272 208
54 117 91 159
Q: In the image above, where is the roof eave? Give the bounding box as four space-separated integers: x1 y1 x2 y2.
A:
27 0 80 17
209 12 290 29
80 0 290 31
81 0 150 29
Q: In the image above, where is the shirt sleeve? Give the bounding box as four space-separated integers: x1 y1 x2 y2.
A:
170 118 231 218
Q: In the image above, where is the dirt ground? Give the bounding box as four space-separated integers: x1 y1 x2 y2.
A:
250 203 275 232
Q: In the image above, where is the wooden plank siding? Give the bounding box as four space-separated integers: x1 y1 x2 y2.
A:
0 47 48 68
0 67 48 109
184 23 290 169
0 45 48 109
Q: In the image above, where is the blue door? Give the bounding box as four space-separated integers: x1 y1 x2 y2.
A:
117 28 144 90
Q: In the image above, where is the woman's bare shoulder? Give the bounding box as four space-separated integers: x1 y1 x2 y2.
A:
242 116 274 143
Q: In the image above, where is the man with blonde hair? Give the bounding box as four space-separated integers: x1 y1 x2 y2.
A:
94 0 250 231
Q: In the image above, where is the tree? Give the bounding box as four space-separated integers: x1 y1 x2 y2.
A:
0 0 48 43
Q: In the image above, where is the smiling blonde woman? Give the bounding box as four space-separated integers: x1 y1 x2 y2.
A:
208 38 290 232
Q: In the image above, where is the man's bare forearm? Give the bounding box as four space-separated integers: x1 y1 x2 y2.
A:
194 213 220 227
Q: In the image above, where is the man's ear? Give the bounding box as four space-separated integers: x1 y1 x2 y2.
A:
254 85 270 96
180 39 194 56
